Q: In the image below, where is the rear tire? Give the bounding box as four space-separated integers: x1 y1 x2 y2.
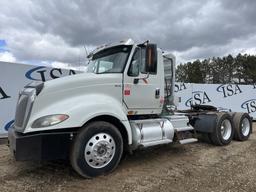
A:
70 121 123 178
209 113 234 146
233 113 252 141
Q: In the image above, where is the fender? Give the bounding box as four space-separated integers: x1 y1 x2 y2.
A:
25 93 132 144
190 113 217 133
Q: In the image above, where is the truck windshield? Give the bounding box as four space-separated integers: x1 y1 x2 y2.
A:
87 45 132 74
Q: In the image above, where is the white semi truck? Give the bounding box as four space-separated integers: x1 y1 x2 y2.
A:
8 39 252 178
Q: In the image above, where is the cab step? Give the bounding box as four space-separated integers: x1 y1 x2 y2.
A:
174 126 194 132
165 114 198 145
178 138 198 145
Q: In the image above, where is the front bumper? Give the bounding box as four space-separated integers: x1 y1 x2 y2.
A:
8 127 73 161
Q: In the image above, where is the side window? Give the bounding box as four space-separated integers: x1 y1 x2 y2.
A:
128 47 147 76
128 48 140 76
140 48 147 74
128 45 157 76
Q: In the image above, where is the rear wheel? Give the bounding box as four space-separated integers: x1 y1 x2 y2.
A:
233 113 252 141
70 121 123 178
209 113 234 146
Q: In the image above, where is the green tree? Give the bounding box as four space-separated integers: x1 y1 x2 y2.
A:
176 53 256 84
176 60 205 83
242 55 256 83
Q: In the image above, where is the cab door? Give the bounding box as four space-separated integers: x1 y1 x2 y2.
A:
123 44 164 114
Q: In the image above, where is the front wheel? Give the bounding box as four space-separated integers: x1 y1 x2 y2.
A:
70 121 123 178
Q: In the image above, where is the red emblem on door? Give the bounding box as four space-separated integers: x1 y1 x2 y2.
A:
124 90 130 96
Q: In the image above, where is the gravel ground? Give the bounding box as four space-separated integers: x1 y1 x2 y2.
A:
0 124 256 192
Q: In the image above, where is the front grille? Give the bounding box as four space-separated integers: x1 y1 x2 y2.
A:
14 88 36 132
15 95 29 128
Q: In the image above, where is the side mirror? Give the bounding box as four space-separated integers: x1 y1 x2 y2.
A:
145 44 157 73
133 73 149 84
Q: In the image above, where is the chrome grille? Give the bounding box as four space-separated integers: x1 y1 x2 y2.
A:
15 94 29 127
14 88 36 132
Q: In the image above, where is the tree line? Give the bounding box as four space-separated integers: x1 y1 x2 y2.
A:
176 54 256 84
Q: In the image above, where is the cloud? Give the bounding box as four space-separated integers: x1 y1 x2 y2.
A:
176 33 256 63
0 51 16 62
0 0 256 65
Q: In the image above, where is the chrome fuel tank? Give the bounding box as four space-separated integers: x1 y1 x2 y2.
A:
130 118 174 149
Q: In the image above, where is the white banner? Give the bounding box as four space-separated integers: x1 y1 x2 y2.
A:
175 82 256 117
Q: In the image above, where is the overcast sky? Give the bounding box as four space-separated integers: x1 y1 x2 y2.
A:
0 0 256 67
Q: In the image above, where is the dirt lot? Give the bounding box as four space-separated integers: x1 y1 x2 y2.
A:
0 125 256 192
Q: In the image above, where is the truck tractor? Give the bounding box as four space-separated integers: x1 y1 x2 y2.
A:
8 39 252 178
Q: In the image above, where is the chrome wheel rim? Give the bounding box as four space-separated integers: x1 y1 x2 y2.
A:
85 133 116 169
241 118 250 137
220 119 232 141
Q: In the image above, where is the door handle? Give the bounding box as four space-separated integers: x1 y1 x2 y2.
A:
155 88 160 99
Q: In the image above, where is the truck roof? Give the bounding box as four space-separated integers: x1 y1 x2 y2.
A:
87 38 135 59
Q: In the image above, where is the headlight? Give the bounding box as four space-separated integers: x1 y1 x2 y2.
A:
31 114 69 128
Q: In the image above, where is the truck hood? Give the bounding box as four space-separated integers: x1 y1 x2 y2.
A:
41 72 122 96
24 72 125 133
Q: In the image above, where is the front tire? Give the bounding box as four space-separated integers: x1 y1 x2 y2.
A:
70 121 123 178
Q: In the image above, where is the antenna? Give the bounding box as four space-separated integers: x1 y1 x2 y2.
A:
84 45 89 57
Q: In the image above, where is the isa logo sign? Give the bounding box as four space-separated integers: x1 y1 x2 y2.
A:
25 66 76 82
174 83 187 93
241 99 256 114
185 91 211 107
217 84 242 98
